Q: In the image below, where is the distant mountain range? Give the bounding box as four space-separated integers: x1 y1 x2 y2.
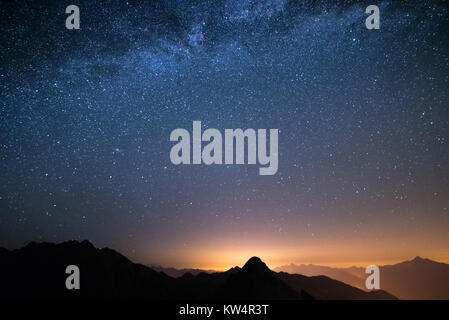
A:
150 265 216 278
0 240 396 300
274 257 449 300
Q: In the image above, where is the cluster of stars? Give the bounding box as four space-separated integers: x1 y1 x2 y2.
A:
0 0 448 266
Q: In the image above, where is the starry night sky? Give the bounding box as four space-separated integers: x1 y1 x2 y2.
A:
1 0 449 269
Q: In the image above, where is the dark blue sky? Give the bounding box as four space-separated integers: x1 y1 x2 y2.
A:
1 0 448 268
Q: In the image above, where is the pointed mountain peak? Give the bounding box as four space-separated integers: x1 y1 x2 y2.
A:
242 256 271 273
410 256 428 263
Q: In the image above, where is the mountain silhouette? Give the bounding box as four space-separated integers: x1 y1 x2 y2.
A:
0 240 178 299
380 256 449 299
150 265 217 278
216 257 312 300
274 263 364 289
0 241 398 300
275 256 449 300
176 266 241 299
277 273 396 300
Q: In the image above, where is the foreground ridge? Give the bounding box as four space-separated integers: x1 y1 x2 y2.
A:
0 241 397 300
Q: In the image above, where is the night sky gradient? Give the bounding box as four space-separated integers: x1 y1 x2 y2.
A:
1 0 449 269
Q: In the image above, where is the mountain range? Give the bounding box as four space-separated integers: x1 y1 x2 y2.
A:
0 240 397 300
274 257 449 300
150 265 216 278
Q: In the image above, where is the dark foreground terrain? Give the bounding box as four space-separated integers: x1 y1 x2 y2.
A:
0 240 396 300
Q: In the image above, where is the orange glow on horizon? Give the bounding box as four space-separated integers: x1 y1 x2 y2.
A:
133 210 449 271
140 237 449 271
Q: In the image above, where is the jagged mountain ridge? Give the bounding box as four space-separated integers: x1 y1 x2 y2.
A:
150 265 217 278
0 241 396 300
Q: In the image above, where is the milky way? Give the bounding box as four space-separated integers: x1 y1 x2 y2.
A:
1 0 448 268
